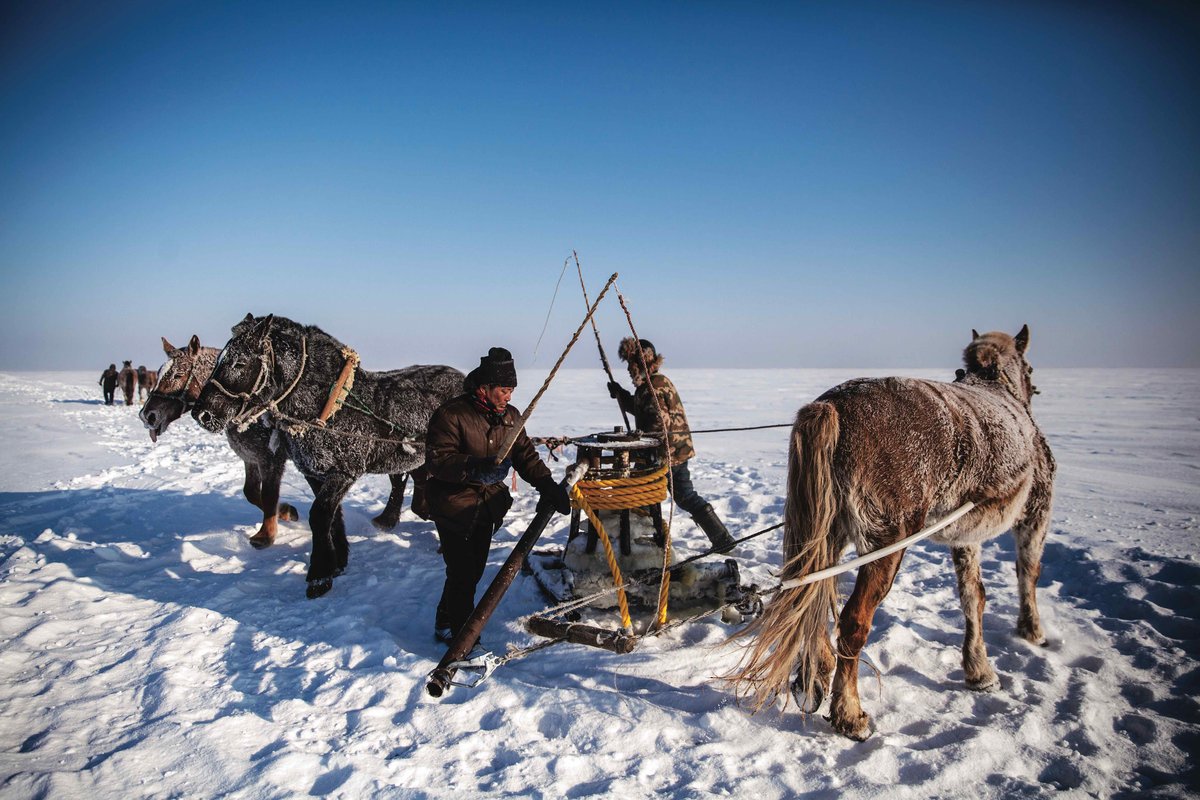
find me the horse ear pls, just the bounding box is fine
[253,314,274,340]
[971,329,980,341]
[1014,324,1030,355]
[188,334,201,355]
[162,337,174,353]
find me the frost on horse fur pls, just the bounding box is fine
[139,334,299,548]
[191,314,464,599]
[728,326,1056,740]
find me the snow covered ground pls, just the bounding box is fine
[0,368,1196,798]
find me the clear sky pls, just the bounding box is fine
[2,1,1197,372]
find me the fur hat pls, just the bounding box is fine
[617,337,664,385]
[467,347,517,388]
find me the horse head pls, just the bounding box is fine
[192,311,319,434]
[139,334,217,441]
[963,324,1037,404]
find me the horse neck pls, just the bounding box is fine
[962,370,1033,414]
[266,326,334,417]
[187,348,221,402]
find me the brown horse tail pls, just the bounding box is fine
[725,401,840,713]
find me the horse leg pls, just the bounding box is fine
[829,550,905,741]
[248,455,287,550]
[1014,466,1053,645]
[304,474,353,599]
[242,461,263,510]
[333,503,348,574]
[371,472,408,531]
[951,544,999,690]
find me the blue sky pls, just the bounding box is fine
[2,1,1197,371]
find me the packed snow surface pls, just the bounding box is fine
[0,368,1197,798]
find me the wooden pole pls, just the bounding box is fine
[574,252,632,432]
[493,272,618,465]
[426,464,588,697]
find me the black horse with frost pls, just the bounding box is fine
[192,314,463,598]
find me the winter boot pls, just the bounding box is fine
[693,504,736,554]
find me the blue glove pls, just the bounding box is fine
[466,456,512,485]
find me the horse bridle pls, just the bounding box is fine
[206,331,309,431]
[146,353,210,416]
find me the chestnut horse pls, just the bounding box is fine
[729,326,1055,740]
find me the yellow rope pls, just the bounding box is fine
[569,464,670,631]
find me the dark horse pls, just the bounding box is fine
[729,326,1055,740]
[140,334,299,548]
[192,314,463,598]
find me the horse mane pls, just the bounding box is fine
[240,315,349,358]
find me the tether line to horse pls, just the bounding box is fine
[447,501,977,684]
[531,423,793,454]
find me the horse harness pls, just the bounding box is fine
[206,331,421,447]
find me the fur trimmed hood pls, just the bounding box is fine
[618,337,664,386]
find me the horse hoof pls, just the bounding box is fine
[831,712,872,741]
[790,681,826,714]
[967,673,1000,692]
[306,578,333,599]
[277,503,300,522]
[371,515,399,531]
[249,536,274,550]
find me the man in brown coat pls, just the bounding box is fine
[608,338,736,554]
[424,347,570,644]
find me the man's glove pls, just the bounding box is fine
[607,381,630,402]
[535,477,572,516]
[466,455,512,485]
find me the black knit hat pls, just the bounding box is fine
[468,347,517,388]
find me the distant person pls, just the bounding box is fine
[608,337,736,554]
[99,364,119,405]
[423,347,571,645]
[118,361,136,406]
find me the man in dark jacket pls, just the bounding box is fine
[608,337,736,554]
[99,364,119,405]
[424,347,571,644]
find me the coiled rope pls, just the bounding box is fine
[568,463,670,632]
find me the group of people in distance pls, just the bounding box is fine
[424,337,734,646]
[99,361,157,406]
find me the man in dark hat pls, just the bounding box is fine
[608,337,736,554]
[423,347,571,644]
[99,364,119,405]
